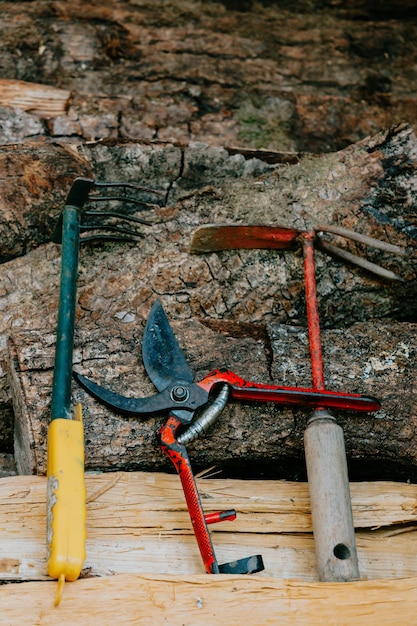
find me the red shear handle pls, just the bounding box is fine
[198,370,381,412]
[159,415,220,574]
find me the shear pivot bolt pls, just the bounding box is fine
[171,385,189,403]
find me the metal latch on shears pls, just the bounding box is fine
[74,299,380,576]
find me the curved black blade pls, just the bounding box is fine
[73,371,208,420]
[73,372,167,415]
[143,299,194,391]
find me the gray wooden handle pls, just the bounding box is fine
[304,410,359,582]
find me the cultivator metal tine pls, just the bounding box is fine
[52,177,162,244]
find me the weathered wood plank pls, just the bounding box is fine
[0,79,70,117]
[0,473,416,583]
[1,573,417,625]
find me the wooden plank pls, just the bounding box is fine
[1,573,417,625]
[0,473,416,582]
[0,79,70,117]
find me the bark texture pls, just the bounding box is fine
[0,0,416,480]
[7,317,416,477]
[0,0,417,152]
[0,123,416,478]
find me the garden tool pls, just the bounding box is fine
[74,299,380,576]
[189,221,405,582]
[48,177,155,605]
[189,223,407,281]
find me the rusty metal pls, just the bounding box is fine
[190,222,407,282]
[301,231,325,392]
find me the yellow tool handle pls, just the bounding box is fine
[46,406,86,605]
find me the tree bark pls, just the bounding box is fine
[0,123,416,478]
[0,124,415,322]
[0,0,417,153]
[0,143,92,263]
[7,317,416,478]
[0,1,416,481]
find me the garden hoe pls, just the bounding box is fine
[190,222,406,582]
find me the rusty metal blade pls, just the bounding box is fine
[190,224,300,253]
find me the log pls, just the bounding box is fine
[0,144,92,442]
[0,125,415,319]
[2,573,417,626]
[0,125,415,351]
[7,316,416,477]
[1,10,417,478]
[0,472,416,582]
[0,143,92,263]
[0,1,417,152]
[1,126,416,477]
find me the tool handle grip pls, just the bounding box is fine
[304,411,359,582]
[159,416,219,574]
[46,417,86,585]
[199,370,381,413]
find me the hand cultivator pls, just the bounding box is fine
[48,177,159,605]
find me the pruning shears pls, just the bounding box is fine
[74,299,380,576]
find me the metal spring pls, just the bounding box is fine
[177,384,230,445]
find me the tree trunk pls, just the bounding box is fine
[0,0,417,153]
[0,0,416,481]
[0,123,416,478]
[6,316,416,478]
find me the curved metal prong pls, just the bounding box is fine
[317,239,405,282]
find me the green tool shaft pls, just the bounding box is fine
[50,205,81,420]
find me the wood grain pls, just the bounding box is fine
[2,572,417,625]
[0,79,70,117]
[0,472,416,583]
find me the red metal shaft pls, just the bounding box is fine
[301,232,325,391]
[205,510,237,524]
[158,415,220,574]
